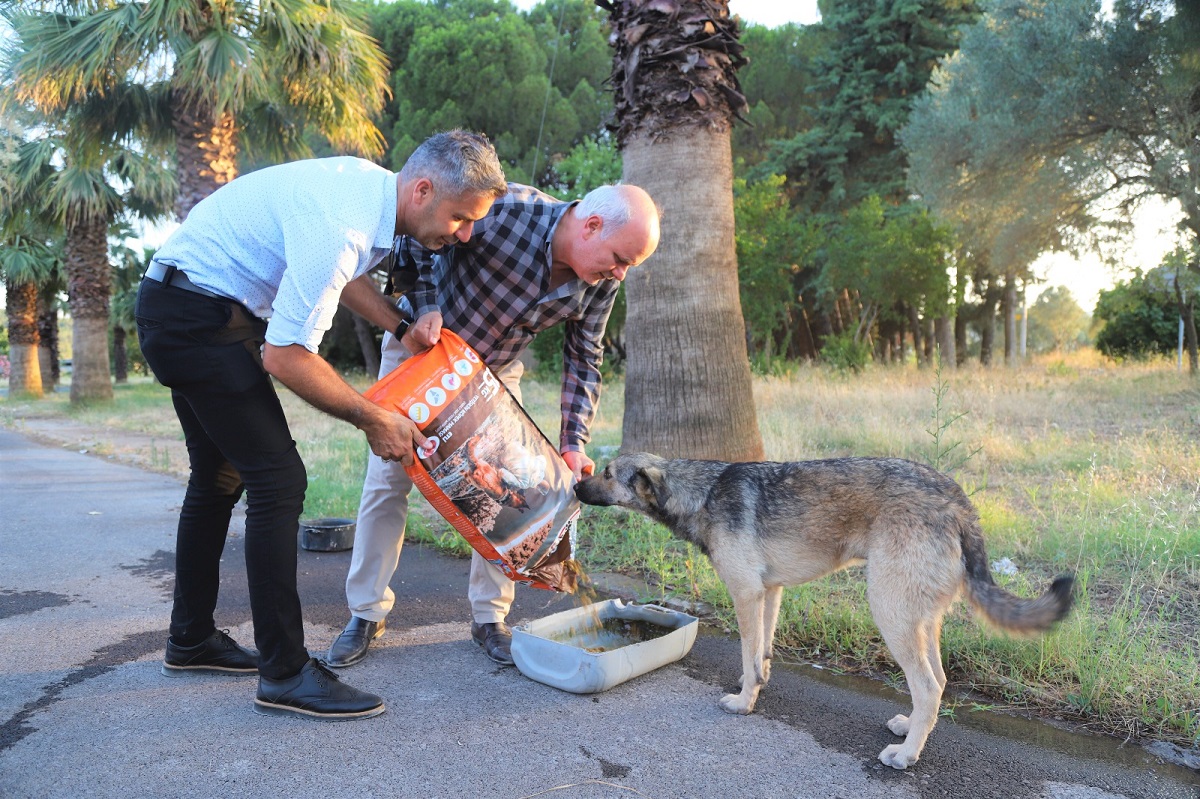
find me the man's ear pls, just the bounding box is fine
[410,178,434,208]
[581,215,603,239]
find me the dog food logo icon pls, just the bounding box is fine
[425,387,447,407]
[479,369,500,400]
[454,359,473,377]
[441,372,462,391]
[464,348,480,364]
[408,403,430,424]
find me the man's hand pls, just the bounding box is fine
[562,449,594,482]
[401,311,443,355]
[262,342,426,465]
[360,407,426,467]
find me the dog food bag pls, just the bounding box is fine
[364,331,579,593]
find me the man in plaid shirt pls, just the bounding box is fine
[327,182,660,667]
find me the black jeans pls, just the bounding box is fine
[135,278,309,680]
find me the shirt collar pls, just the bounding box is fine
[543,199,580,278]
[374,172,399,250]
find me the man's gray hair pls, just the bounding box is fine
[400,130,508,198]
[573,184,658,239]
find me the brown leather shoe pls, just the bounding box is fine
[325,616,385,668]
[470,621,514,665]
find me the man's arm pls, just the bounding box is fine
[261,343,425,465]
[558,284,619,480]
[339,273,407,334]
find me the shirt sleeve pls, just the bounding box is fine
[559,283,618,452]
[402,238,441,318]
[265,213,368,352]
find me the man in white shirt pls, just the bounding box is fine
[134,130,506,721]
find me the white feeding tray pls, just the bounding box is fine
[511,598,699,694]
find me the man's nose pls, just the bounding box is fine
[456,221,474,242]
[611,265,628,281]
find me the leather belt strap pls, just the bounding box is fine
[144,261,226,300]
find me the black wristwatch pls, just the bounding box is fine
[394,318,411,340]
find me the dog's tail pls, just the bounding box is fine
[960,521,1074,635]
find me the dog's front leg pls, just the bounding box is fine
[719,587,767,715]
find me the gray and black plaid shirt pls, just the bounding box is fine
[395,183,618,453]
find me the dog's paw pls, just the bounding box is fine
[886,714,910,736]
[718,693,755,715]
[761,658,771,684]
[878,744,918,770]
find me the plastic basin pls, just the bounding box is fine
[511,599,698,694]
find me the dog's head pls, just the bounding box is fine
[575,452,670,513]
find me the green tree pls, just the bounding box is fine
[6,0,389,220]
[734,174,816,364]
[901,0,1200,372]
[761,0,982,212]
[732,22,826,173]
[822,196,954,364]
[371,0,611,185]
[1026,286,1091,354]
[1094,274,1181,361]
[600,0,763,462]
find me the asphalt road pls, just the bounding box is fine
[1,427,1197,799]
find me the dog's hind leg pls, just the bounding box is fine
[719,585,767,715]
[873,612,945,770]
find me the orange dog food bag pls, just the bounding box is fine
[364,331,578,593]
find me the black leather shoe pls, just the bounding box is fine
[325,616,385,668]
[162,629,258,676]
[254,658,385,721]
[471,621,514,665]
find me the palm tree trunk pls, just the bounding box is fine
[172,92,239,220]
[113,325,129,384]
[38,290,59,389]
[5,278,43,399]
[621,130,763,461]
[64,215,114,403]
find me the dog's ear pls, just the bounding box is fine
[633,466,670,508]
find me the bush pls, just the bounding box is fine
[820,330,872,373]
[1093,280,1179,360]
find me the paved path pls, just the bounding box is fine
[1,428,1197,798]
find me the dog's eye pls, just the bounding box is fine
[603,467,611,478]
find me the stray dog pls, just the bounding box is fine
[575,453,1074,770]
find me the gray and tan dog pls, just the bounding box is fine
[575,452,1074,770]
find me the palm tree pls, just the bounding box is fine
[1,237,54,399]
[109,231,149,384]
[6,92,176,403]
[598,0,763,461]
[6,0,389,219]
[1,126,59,399]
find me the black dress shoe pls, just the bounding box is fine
[162,629,258,676]
[254,658,385,721]
[325,616,385,668]
[471,621,514,665]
